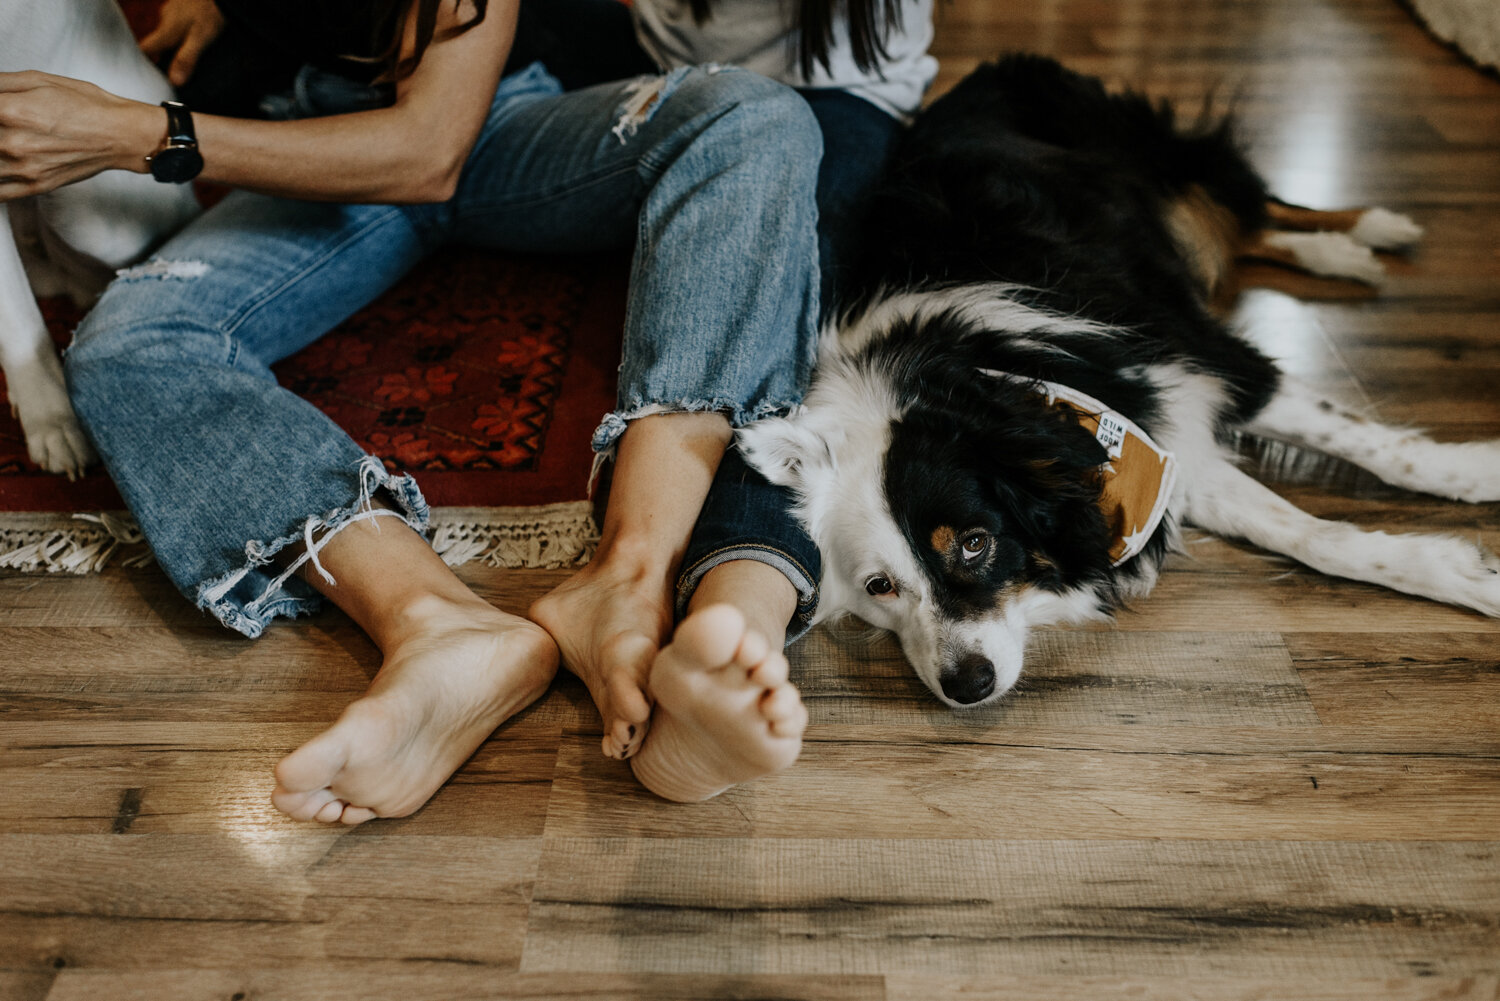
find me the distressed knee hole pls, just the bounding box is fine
[115,259,211,282]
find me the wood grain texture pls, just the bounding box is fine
[523,838,1500,976]
[4,0,1500,997]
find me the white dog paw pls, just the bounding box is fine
[26,417,97,480]
[1263,231,1386,285]
[6,356,97,478]
[1458,547,1500,618]
[1349,207,1424,250]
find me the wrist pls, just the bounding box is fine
[142,101,204,183]
[119,99,167,174]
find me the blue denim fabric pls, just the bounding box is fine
[65,63,822,637]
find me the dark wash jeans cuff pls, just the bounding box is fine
[675,544,820,645]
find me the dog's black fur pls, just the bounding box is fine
[846,54,1280,625]
[742,52,1485,707]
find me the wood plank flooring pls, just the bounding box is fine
[4,0,1500,997]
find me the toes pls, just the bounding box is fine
[734,627,770,670]
[314,800,347,824]
[746,651,790,688]
[673,604,747,666]
[272,785,341,822]
[341,806,379,826]
[761,683,805,734]
[606,666,653,725]
[603,716,649,760]
[767,709,806,739]
[275,730,351,794]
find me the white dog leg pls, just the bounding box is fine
[0,205,97,477]
[1248,380,1500,503]
[1184,457,1500,617]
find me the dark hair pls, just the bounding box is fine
[689,0,906,79]
[370,0,490,80]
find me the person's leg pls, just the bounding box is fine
[635,91,904,799]
[65,190,558,825]
[271,512,557,824]
[799,87,904,308]
[441,66,823,767]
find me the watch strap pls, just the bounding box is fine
[161,101,197,146]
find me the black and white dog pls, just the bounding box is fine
[1,0,199,476]
[741,54,1497,708]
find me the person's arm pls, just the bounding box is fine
[0,0,517,205]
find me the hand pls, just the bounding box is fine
[139,0,226,88]
[0,72,160,201]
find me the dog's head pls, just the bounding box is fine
[741,319,1119,708]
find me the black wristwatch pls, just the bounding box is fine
[146,101,204,183]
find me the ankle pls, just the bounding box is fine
[689,559,799,649]
[375,588,502,650]
[582,531,679,592]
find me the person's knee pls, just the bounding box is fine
[64,291,229,412]
[720,73,822,161]
[667,69,823,165]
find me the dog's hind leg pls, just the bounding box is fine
[1183,456,1500,618]
[0,205,96,477]
[1264,200,1424,250]
[1247,380,1500,503]
[1241,201,1424,285]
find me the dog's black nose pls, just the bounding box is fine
[940,653,996,704]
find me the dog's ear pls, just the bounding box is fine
[737,415,829,490]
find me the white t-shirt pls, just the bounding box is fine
[631,0,937,119]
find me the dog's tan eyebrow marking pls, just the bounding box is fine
[930,525,956,555]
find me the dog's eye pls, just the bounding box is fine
[961,531,989,561]
[865,575,896,597]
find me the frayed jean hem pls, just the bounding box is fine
[674,543,820,646]
[192,455,432,639]
[588,397,802,494]
[589,396,802,473]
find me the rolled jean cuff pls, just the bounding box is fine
[193,454,431,639]
[675,543,820,644]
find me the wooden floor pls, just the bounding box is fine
[5,1,1500,998]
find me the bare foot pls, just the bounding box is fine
[271,599,558,825]
[629,603,807,802]
[529,560,668,760]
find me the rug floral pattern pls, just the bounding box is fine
[0,249,626,511]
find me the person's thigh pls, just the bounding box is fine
[72,189,432,372]
[799,88,903,303]
[449,63,805,256]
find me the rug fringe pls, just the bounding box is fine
[429,503,598,570]
[0,502,598,575]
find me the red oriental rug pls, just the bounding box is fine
[0,250,625,573]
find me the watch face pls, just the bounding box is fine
[150,144,204,183]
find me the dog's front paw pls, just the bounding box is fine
[6,355,97,479]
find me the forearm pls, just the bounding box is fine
[0,0,515,205]
[113,100,476,204]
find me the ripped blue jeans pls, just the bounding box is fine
[64,62,822,637]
